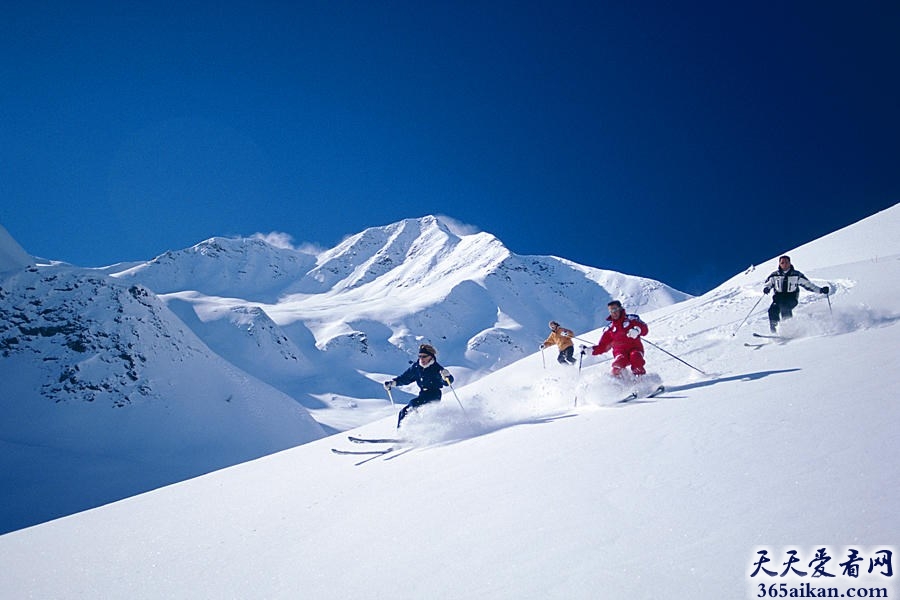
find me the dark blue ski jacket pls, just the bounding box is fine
[393,360,453,392]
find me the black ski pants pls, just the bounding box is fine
[768,293,799,330]
[397,388,442,427]
[557,345,576,365]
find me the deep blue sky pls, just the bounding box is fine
[2,2,898,294]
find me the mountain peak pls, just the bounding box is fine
[0,224,34,272]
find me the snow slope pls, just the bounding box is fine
[1,204,897,599]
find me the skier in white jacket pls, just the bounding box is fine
[762,256,829,333]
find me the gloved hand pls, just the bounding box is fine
[820,286,830,295]
[539,343,545,350]
[383,380,394,391]
[440,368,451,378]
[626,326,641,339]
[763,286,770,295]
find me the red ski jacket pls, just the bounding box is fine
[592,312,648,356]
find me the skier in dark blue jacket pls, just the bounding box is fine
[384,343,454,428]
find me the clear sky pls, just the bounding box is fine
[2,2,898,294]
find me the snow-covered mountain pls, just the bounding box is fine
[2,204,896,600]
[0,215,686,534]
[108,215,689,426]
[0,264,325,534]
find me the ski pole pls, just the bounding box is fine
[385,386,395,407]
[540,346,546,369]
[732,295,765,336]
[571,335,596,346]
[444,378,471,423]
[574,346,587,407]
[642,338,708,376]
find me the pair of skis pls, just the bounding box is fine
[617,384,666,404]
[744,332,787,348]
[331,436,405,464]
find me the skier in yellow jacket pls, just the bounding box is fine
[541,321,577,365]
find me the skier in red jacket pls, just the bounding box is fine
[591,300,649,377]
